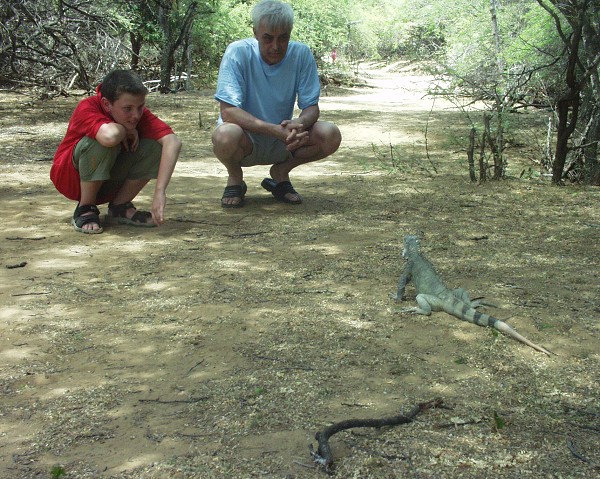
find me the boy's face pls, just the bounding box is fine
[102,93,146,130]
[254,21,291,65]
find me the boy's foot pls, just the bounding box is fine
[106,201,155,227]
[72,204,103,234]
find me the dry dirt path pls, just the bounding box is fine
[0,63,599,479]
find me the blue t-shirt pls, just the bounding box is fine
[215,38,320,125]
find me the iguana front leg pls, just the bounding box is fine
[391,268,412,301]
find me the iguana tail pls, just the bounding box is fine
[443,301,554,356]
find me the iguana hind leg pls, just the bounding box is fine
[401,294,445,316]
[452,288,497,309]
[452,288,472,303]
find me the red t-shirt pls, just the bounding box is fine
[50,86,174,203]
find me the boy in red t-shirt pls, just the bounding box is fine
[51,69,182,234]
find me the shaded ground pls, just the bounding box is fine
[0,62,599,478]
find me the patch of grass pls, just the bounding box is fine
[367,141,438,176]
[368,142,404,173]
[51,465,66,478]
[538,323,554,330]
[253,386,265,396]
[493,411,506,431]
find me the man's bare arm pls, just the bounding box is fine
[220,102,281,138]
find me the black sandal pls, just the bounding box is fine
[107,201,155,227]
[72,204,103,234]
[260,178,302,204]
[221,182,247,208]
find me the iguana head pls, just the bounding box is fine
[402,235,421,259]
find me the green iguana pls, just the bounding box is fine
[392,235,553,356]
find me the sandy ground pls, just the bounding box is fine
[0,62,599,478]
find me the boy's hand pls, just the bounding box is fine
[151,190,167,226]
[122,128,139,151]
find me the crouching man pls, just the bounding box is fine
[213,0,341,208]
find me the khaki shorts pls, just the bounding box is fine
[241,132,292,167]
[73,136,162,200]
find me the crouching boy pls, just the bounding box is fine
[51,69,182,234]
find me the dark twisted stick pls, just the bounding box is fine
[310,398,444,471]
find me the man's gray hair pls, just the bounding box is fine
[252,0,294,31]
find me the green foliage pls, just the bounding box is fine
[369,142,403,173]
[503,5,559,65]
[50,465,66,479]
[292,0,349,58]
[493,411,506,431]
[190,0,252,82]
[253,386,265,396]
[387,0,449,58]
[113,1,163,44]
[442,1,497,82]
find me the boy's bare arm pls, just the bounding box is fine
[96,122,128,148]
[151,133,182,225]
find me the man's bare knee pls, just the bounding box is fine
[213,123,244,146]
[212,123,250,160]
[312,121,341,156]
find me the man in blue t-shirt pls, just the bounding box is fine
[213,0,342,208]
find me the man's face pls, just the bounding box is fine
[254,21,291,65]
[102,93,146,130]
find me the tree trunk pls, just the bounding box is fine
[480,118,488,183]
[581,105,600,185]
[551,17,582,184]
[537,0,595,184]
[484,113,503,179]
[581,13,600,184]
[157,0,198,93]
[468,127,476,182]
[158,4,173,93]
[184,25,194,90]
[130,32,142,70]
[489,0,503,72]
[495,111,505,179]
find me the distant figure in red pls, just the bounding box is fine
[331,48,337,63]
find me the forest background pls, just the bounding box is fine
[1,0,599,185]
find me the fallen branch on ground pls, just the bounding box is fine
[6,262,27,269]
[6,236,46,241]
[139,397,208,404]
[310,397,444,471]
[566,436,600,470]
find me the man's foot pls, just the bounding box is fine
[267,164,302,203]
[72,204,103,234]
[221,182,247,208]
[260,178,303,204]
[106,201,155,227]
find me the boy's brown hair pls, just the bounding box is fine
[100,70,148,102]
